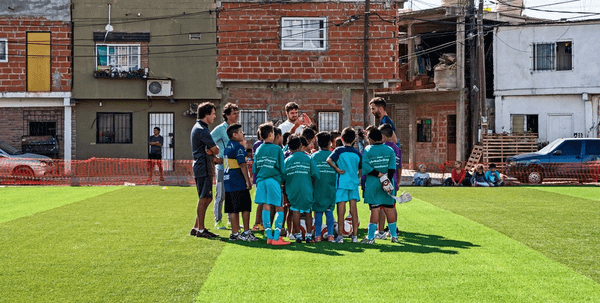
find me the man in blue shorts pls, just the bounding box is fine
[190,102,220,239]
[253,123,290,246]
[327,127,362,243]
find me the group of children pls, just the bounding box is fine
[219,121,411,246]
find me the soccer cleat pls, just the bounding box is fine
[374,231,387,240]
[229,233,239,241]
[267,238,273,245]
[314,236,322,243]
[240,231,259,242]
[288,233,296,240]
[271,237,291,246]
[305,236,315,244]
[215,220,227,230]
[360,237,375,244]
[196,229,218,239]
[190,228,198,236]
[352,236,358,243]
[334,235,344,243]
[327,236,335,242]
[391,237,399,243]
[295,234,304,243]
[252,224,265,232]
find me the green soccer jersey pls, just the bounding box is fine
[253,143,285,184]
[284,151,320,211]
[362,143,396,206]
[311,150,337,212]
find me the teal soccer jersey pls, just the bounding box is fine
[284,151,320,212]
[362,143,396,206]
[328,146,361,190]
[311,150,337,212]
[253,143,285,184]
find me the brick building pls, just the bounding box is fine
[0,0,74,161]
[216,0,403,141]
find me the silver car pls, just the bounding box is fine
[0,140,53,178]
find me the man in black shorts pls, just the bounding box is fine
[190,102,220,239]
[148,127,164,181]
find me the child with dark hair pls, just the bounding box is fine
[253,123,289,245]
[444,161,471,186]
[485,163,504,186]
[327,127,361,243]
[311,132,336,242]
[361,128,398,244]
[284,135,320,243]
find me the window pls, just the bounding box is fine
[584,140,600,156]
[96,44,140,72]
[511,114,538,134]
[318,112,340,132]
[417,118,432,142]
[447,115,456,144]
[29,122,57,137]
[281,17,327,51]
[96,113,132,143]
[533,41,572,71]
[240,110,267,140]
[557,140,582,156]
[0,39,7,62]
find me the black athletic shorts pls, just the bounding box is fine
[225,190,252,213]
[195,176,213,199]
[369,203,396,210]
[148,153,162,160]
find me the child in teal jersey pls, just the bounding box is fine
[327,127,362,243]
[253,123,290,246]
[361,128,398,244]
[311,132,337,242]
[285,135,320,243]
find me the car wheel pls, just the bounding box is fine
[13,167,35,183]
[527,168,544,185]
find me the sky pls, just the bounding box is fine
[409,0,600,20]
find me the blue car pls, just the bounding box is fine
[505,138,600,184]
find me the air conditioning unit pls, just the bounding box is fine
[147,80,173,97]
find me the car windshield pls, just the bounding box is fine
[538,139,563,154]
[0,141,23,155]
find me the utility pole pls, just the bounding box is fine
[477,0,487,135]
[468,0,480,147]
[363,0,370,127]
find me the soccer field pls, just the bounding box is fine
[1,186,599,302]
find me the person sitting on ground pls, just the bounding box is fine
[412,164,431,186]
[471,164,491,187]
[444,160,470,186]
[485,163,504,187]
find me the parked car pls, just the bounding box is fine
[0,140,54,179]
[505,138,600,184]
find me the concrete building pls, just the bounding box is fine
[215,0,403,140]
[494,20,600,143]
[0,0,74,161]
[72,0,221,161]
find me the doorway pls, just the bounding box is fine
[149,113,174,171]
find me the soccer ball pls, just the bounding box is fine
[298,219,310,237]
[319,223,329,238]
[339,214,360,237]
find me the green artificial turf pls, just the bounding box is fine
[408,187,600,284]
[1,186,599,302]
[0,186,120,223]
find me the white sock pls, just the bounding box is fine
[198,229,204,233]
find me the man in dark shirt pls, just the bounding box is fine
[369,96,399,147]
[190,102,221,239]
[148,127,164,181]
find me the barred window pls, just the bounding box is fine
[417,118,432,142]
[281,17,327,51]
[318,111,340,132]
[240,110,267,140]
[0,39,7,62]
[533,41,572,71]
[96,44,140,72]
[97,113,132,144]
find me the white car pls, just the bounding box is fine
[0,140,53,178]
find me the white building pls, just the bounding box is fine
[493,20,600,143]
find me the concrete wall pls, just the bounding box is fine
[75,100,211,160]
[0,0,71,21]
[72,0,220,100]
[494,22,600,96]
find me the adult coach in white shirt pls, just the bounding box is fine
[278,102,312,135]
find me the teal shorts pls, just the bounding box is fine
[335,188,361,203]
[254,178,282,207]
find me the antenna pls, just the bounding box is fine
[104,3,113,42]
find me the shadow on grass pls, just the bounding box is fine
[213,230,479,256]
